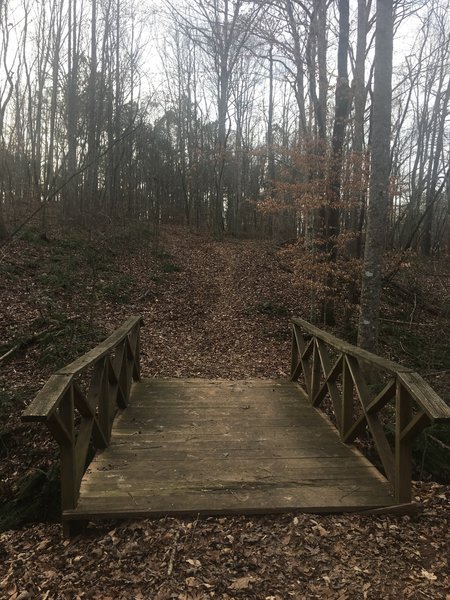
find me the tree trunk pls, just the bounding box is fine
[357,0,393,352]
[351,0,369,259]
[323,0,351,325]
[65,0,79,220]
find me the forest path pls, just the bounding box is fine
[2,227,450,600]
[140,231,300,379]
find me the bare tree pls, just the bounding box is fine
[168,0,262,235]
[358,0,394,352]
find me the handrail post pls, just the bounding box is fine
[58,387,77,511]
[290,325,299,379]
[341,358,353,439]
[395,380,413,503]
[21,315,144,536]
[310,342,320,403]
[133,321,141,381]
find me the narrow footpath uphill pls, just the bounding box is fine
[0,226,449,599]
[138,233,301,379]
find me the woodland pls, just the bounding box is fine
[0,0,450,598]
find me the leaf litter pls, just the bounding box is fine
[0,225,449,599]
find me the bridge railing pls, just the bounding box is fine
[291,317,450,505]
[22,315,143,523]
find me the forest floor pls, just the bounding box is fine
[0,224,449,599]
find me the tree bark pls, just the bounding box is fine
[323,0,351,325]
[358,0,394,352]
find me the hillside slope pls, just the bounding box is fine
[0,225,449,599]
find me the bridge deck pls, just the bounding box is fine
[65,379,394,522]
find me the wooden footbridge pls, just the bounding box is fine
[22,316,450,536]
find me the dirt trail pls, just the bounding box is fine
[139,234,299,379]
[1,227,449,599]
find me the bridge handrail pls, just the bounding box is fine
[291,317,450,504]
[23,316,142,420]
[21,315,143,530]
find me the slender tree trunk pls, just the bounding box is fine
[45,1,63,208]
[85,0,98,225]
[323,0,351,325]
[351,0,369,259]
[358,0,394,352]
[285,0,306,137]
[421,76,450,254]
[215,58,228,236]
[65,0,79,220]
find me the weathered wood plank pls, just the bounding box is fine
[67,378,395,523]
[92,446,364,461]
[397,372,450,420]
[22,374,71,421]
[65,481,393,521]
[82,463,386,483]
[292,317,413,374]
[345,356,395,485]
[58,315,142,376]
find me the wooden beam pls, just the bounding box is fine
[58,388,77,511]
[346,356,395,486]
[343,380,396,443]
[310,342,321,404]
[292,317,412,375]
[46,411,72,446]
[290,326,299,379]
[395,383,413,503]
[400,411,430,443]
[58,316,143,377]
[397,372,450,421]
[341,356,353,440]
[360,503,423,516]
[22,374,71,421]
[366,379,396,414]
[311,351,342,416]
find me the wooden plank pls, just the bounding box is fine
[79,482,390,501]
[292,317,413,374]
[22,374,71,421]
[66,481,393,521]
[86,453,382,470]
[344,380,397,443]
[312,345,342,419]
[397,372,450,421]
[395,383,413,503]
[119,403,312,415]
[400,411,430,443]
[82,464,386,483]
[58,316,142,376]
[132,378,306,390]
[345,357,395,485]
[67,378,396,524]
[94,445,361,461]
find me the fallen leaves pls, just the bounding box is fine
[0,227,449,599]
[186,558,202,569]
[0,487,449,598]
[229,575,255,590]
[420,569,437,581]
